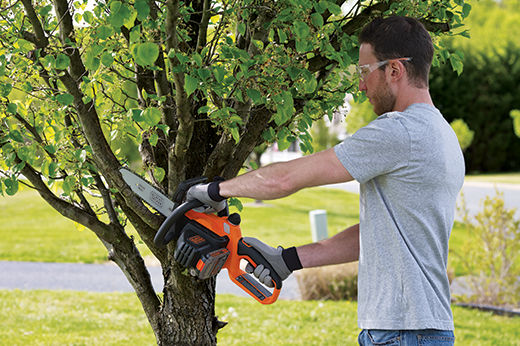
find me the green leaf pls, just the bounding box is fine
[228,197,243,212]
[101,51,114,67]
[136,42,159,66]
[84,11,94,24]
[193,53,203,67]
[0,83,12,97]
[153,166,165,182]
[134,0,150,20]
[74,149,87,163]
[197,68,212,81]
[304,75,317,93]
[142,107,162,127]
[276,128,292,151]
[44,145,57,155]
[262,127,275,142]
[198,105,211,114]
[237,22,246,36]
[6,103,17,114]
[277,29,287,43]
[55,54,70,70]
[510,110,520,138]
[129,108,143,122]
[462,3,472,18]
[449,54,464,75]
[63,176,75,195]
[57,93,75,106]
[213,66,226,83]
[184,75,199,96]
[322,0,342,15]
[15,39,33,53]
[149,132,159,146]
[310,13,324,28]
[96,25,114,40]
[230,126,240,144]
[84,53,100,71]
[9,130,24,143]
[246,89,262,104]
[293,21,310,39]
[4,176,18,196]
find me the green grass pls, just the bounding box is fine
[0,186,359,263]
[0,290,518,345]
[465,172,520,184]
[0,187,108,263]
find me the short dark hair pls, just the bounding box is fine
[359,16,434,88]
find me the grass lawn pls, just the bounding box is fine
[0,187,108,263]
[0,186,359,263]
[465,172,520,184]
[0,290,518,345]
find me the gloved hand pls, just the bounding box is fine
[186,181,227,213]
[243,237,299,288]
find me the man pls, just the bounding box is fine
[188,16,464,345]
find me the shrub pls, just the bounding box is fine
[454,191,520,308]
[429,44,520,172]
[295,262,358,301]
[450,118,474,152]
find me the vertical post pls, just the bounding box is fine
[309,209,328,242]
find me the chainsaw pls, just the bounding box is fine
[120,168,282,304]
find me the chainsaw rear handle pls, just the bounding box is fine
[154,200,203,246]
[224,238,282,304]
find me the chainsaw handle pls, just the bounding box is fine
[237,239,283,289]
[225,238,282,304]
[154,200,203,246]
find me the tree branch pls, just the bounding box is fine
[196,0,211,51]
[49,0,163,230]
[20,0,48,48]
[166,0,195,196]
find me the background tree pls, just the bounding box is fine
[429,0,520,173]
[0,0,465,343]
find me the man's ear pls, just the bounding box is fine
[388,60,405,81]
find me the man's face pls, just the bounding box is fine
[358,43,396,116]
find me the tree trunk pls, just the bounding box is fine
[155,262,222,345]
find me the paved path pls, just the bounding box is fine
[0,260,301,300]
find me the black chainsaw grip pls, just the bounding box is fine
[237,239,283,289]
[154,200,203,247]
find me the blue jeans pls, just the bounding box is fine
[358,329,455,345]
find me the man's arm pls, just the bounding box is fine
[297,223,360,268]
[219,147,353,200]
[242,223,360,287]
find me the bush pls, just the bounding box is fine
[295,262,358,301]
[430,44,520,172]
[450,118,474,152]
[454,191,520,308]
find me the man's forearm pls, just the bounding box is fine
[297,223,360,268]
[218,148,353,201]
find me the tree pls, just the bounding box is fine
[0,0,465,343]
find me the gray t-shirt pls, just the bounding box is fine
[334,103,465,330]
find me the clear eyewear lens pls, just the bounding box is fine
[356,57,412,81]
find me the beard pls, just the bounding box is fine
[371,78,396,116]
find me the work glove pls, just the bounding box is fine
[243,237,302,288]
[186,181,227,213]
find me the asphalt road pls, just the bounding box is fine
[0,260,301,300]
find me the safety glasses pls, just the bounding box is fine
[355,57,412,81]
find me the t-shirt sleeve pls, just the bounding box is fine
[334,116,410,184]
